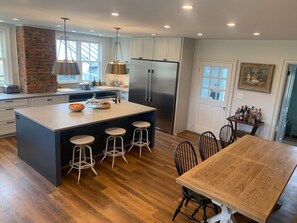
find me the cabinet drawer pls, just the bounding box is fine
[0,108,15,121]
[0,120,16,135]
[0,99,28,108]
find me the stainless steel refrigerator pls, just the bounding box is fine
[129,59,179,133]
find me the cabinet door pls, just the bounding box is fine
[153,37,167,61]
[51,95,68,105]
[167,37,181,62]
[142,37,154,60]
[30,97,50,107]
[131,38,143,59]
[30,95,67,107]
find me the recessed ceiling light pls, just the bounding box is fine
[0,20,4,23]
[152,34,156,36]
[98,34,102,36]
[71,30,76,33]
[164,25,170,29]
[197,33,203,36]
[253,32,260,36]
[56,25,61,28]
[182,5,193,10]
[90,30,94,32]
[12,18,19,21]
[227,23,236,27]
[111,12,119,16]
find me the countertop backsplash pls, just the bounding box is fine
[105,74,129,87]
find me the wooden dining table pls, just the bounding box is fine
[176,135,297,223]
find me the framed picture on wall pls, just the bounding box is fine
[238,63,275,93]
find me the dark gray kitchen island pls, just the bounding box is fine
[15,101,156,186]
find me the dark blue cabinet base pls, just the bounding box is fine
[16,111,156,186]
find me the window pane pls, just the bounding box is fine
[210,90,219,100]
[0,34,2,58]
[218,79,227,90]
[81,42,89,61]
[56,40,77,60]
[202,77,209,88]
[218,90,225,101]
[82,62,99,81]
[212,67,219,77]
[90,43,99,61]
[203,66,211,76]
[220,67,228,78]
[200,88,209,99]
[210,78,218,89]
[57,75,78,82]
[0,60,3,85]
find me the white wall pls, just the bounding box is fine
[192,40,297,139]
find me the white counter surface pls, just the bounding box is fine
[0,86,128,101]
[15,101,155,131]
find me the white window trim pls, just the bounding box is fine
[55,31,107,84]
[0,23,16,86]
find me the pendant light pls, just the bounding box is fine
[105,27,127,74]
[52,17,81,75]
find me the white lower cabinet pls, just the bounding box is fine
[0,99,28,136]
[120,91,129,101]
[29,95,68,107]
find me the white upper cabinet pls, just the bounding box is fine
[153,37,167,61]
[153,37,181,62]
[111,37,131,64]
[131,37,154,60]
[167,37,182,62]
[132,37,182,62]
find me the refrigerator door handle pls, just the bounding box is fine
[145,69,150,101]
[148,69,153,102]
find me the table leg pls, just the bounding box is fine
[207,200,237,223]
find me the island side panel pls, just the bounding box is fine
[16,112,61,186]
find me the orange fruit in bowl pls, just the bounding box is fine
[68,103,85,112]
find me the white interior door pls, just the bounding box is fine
[188,61,236,137]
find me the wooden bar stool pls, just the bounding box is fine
[128,121,151,157]
[101,127,128,168]
[67,135,98,183]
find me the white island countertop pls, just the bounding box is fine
[15,101,156,132]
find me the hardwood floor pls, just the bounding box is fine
[0,130,297,222]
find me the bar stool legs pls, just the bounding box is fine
[101,127,128,168]
[67,135,98,183]
[128,121,151,158]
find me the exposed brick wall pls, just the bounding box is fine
[16,26,58,93]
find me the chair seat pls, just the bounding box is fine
[105,127,126,136]
[70,135,94,145]
[132,121,150,129]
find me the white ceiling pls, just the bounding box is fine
[1,0,297,39]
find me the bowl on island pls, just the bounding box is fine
[68,103,85,112]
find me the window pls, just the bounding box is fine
[0,25,11,86]
[0,32,4,85]
[56,38,103,83]
[200,65,229,101]
[81,41,102,81]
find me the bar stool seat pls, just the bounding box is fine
[128,121,151,157]
[67,135,98,183]
[101,127,128,168]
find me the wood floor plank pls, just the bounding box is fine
[0,131,296,222]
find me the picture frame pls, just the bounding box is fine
[238,63,275,93]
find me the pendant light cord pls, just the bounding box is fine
[61,17,69,61]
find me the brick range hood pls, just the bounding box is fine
[16,26,58,93]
